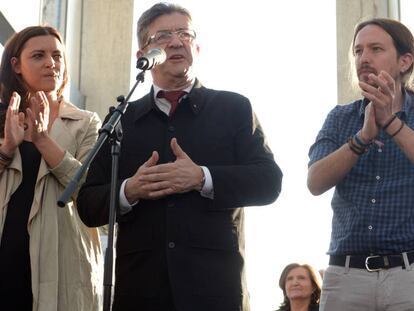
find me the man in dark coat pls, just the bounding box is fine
[77,3,283,311]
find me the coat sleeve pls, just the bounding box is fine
[49,112,101,200]
[77,112,120,227]
[208,95,283,208]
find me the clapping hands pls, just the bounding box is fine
[1,92,25,156]
[26,91,51,142]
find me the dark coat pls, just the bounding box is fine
[77,80,283,311]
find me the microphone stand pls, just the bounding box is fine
[57,69,146,311]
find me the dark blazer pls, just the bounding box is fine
[77,80,283,311]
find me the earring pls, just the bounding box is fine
[10,57,21,74]
[10,57,18,65]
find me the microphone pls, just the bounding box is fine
[136,48,167,70]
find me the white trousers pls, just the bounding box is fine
[320,260,414,311]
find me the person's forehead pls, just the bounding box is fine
[22,35,63,53]
[355,24,393,45]
[148,12,192,32]
[287,267,308,277]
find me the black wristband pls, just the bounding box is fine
[390,119,405,138]
[347,137,366,155]
[382,114,397,131]
[354,132,371,147]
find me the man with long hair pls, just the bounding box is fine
[308,18,414,310]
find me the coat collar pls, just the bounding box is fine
[58,99,85,120]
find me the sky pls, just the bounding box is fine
[2,0,414,310]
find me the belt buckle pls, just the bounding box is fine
[365,255,382,272]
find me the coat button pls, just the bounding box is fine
[168,242,176,248]
[168,125,175,132]
[167,201,175,208]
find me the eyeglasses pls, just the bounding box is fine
[143,29,196,48]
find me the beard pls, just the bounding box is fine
[358,65,378,86]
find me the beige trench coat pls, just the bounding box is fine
[0,100,103,311]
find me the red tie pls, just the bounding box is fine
[157,90,187,116]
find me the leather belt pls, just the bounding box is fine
[329,251,414,272]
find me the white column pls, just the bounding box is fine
[80,0,134,119]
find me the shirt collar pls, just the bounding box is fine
[132,79,204,122]
[153,81,194,101]
[152,81,194,115]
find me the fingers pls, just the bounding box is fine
[18,112,25,128]
[27,93,50,134]
[363,101,376,126]
[372,73,393,96]
[360,71,394,97]
[32,91,48,103]
[125,152,166,201]
[37,91,49,113]
[365,102,375,117]
[130,143,193,198]
[170,137,188,159]
[26,107,42,134]
[9,92,21,112]
[29,91,49,116]
[141,162,173,176]
[378,70,395,91]
[2,92,25,153]
[26,107,36,124]
[6,93,22,127]
[6,93,20,122]
[29,96,40,117]
[359,76,395,113]
[140,170,170,183]
[143,151,159,168]
[360,101,379,142]
[359,80,387,100]
[147,188,174,198]
[140,177,174,198]
[138,161,174,190]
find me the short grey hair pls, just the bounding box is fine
[137,2,192,48]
